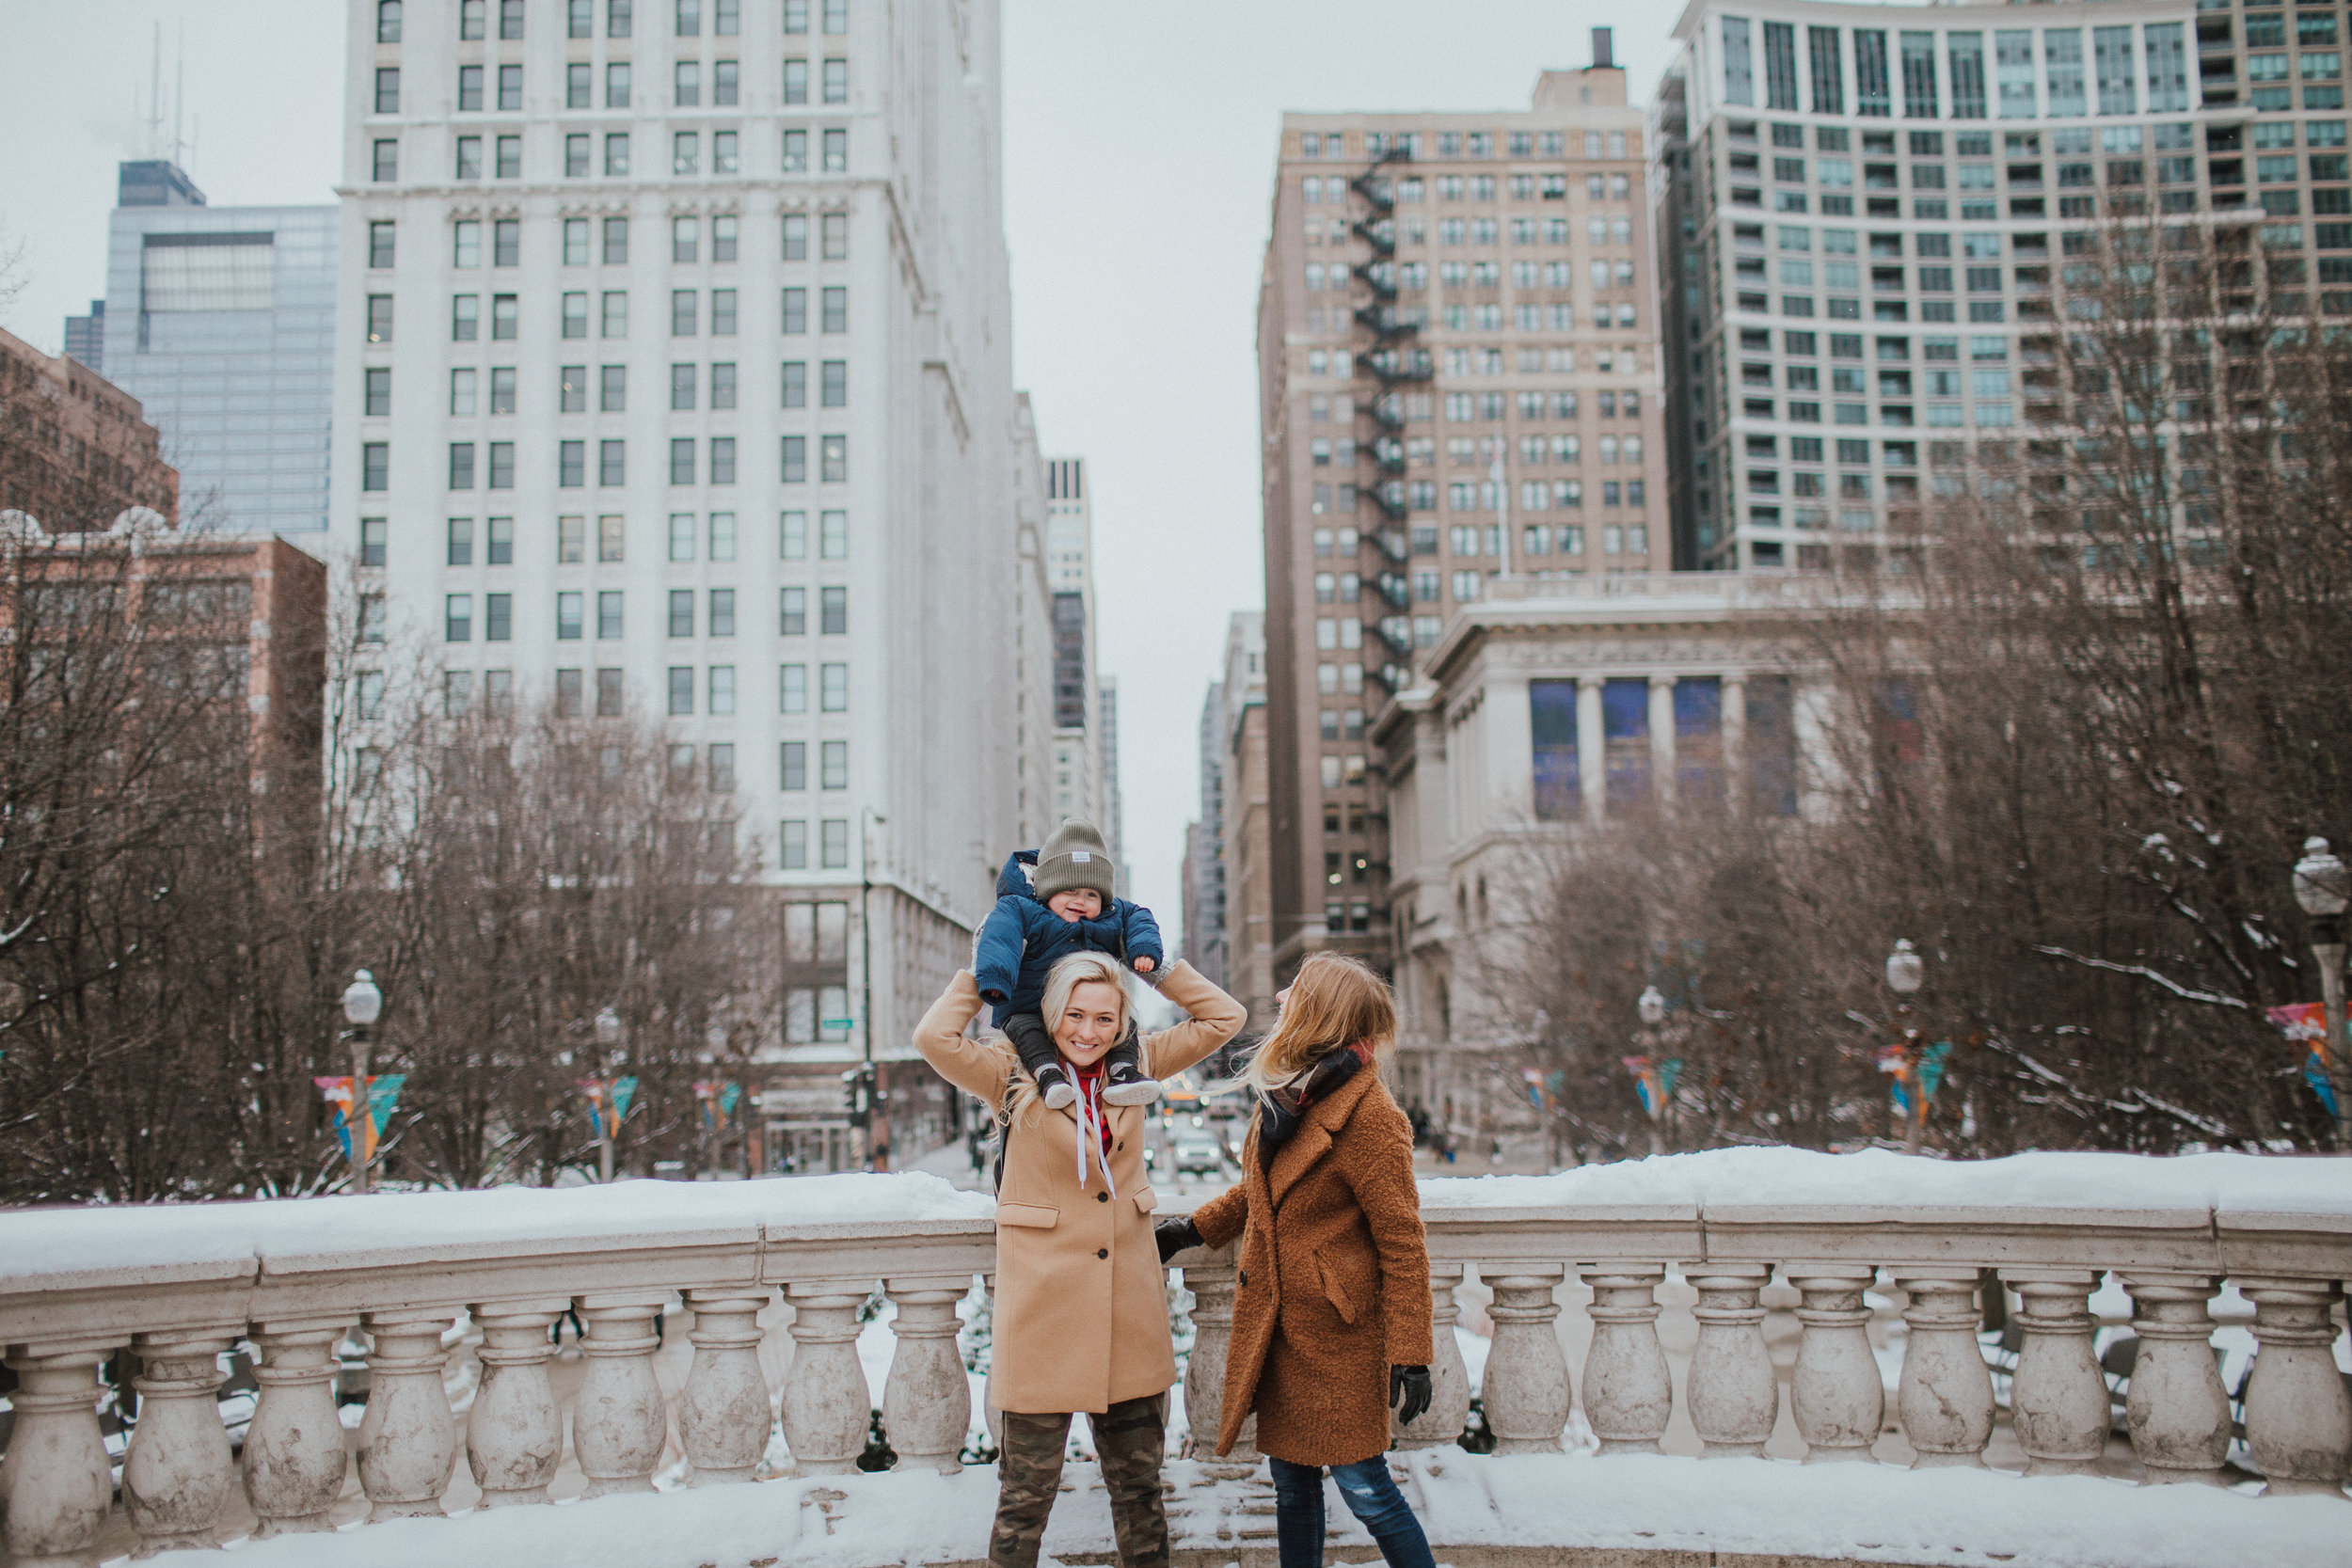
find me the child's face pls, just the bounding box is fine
[1047,888,1104,922]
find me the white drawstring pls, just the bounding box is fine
[1072,1072,1118,1199]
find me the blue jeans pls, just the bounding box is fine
[1268,1453,1436,1568]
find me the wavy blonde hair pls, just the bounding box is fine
[1243,952,1396,1096]
[992,951,1135,1128]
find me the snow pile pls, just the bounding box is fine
[1416,1146,2352,1217]
[136,1449,2349,1568]
[0,1172,995,1286]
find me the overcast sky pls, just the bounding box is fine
[0,0,1675,936]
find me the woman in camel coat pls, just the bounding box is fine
[913,949,1245,1568]
[1158,953,1435,1568]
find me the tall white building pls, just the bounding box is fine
[1042,454,1104,835]
[329,0,1022,1155]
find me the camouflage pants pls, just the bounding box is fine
[991,1393,1169,1568]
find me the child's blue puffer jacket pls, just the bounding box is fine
[973,850,1165,1026]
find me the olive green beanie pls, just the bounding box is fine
[1033,818,1115,904]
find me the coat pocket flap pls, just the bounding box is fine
[995,1202,1058,1229]
[1131,1188,1159,1215]
[1315,1250,1363,1324]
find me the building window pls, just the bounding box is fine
[449,442,476,490]
[820,435,847,483]
[671,437,696,485]
[599,439,626,485]
[784,129,808,171]
[602,291,628,337]
[375,68,401,114]
[781,662,807,713]
[821,740,848,789]
[668,667,694,715]
[604,216,629,262]
[675,131,700,175]
[822,128,848,172]
[556,668,584,716]
[368,294,395,342]
[368,221,396,268]
[711,362,737,407]
[821,286,848,332]
[711,437,736,484]
[489,368,516,414]
[378,1,403,42]
[674,363,698,410]
[780,586,806,635]
[485,594,512,642]
[487,441,515,488]
[822,212,849,259]
[782,287,807,334]
[605,132,630,175]
[820,585,847,634]
[491,293,517,340]
[456,135,483,179]
[563,293,588,339]
[600,364,626,411]
[373,140,398,182]
[446,594,473,642]
[595,666,623,716]
[560,440,585,486]
[596,590,623,639]
[782,435,806,483]
[712,288,738,335]
[366,367,392,417]
[821,662,848,712]
[672,289,698,336]
[780,819,807,867]
[499,64,523,112]
[360,517,388,567]
[823,58,849,103]
[781,740,807,789]
[710,585,736,633]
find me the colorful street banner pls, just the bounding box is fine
[1878,1042,1952,1120]
[2268,1003,2338,1117]
[578,1076,641,1139]
[693,1080,742,1131]
[314,1073,405,1164]
[1620,1054,1682,1119]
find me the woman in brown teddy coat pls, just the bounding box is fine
[1156,953,1437,1568]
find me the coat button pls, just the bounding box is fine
[1096,1191,1109,1202]
[1096,1248,1109,1259]
[1239,1270,1248,1287]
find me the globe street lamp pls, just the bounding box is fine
[1632,986,1669,1157]
[2292,837,2351,1151]
[595,1006,623,1182]
[1885,941,1926,1154]
[341,970,383,1193]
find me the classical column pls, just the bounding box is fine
[1576,674,1605,826]
[2119,1274,2230,1485]
[1721,675,1748,816]
[572,1291,672,1497]
[780,1279,872,1476]
[2237,1275,2352,1497]
[1648,675,1678,811]
[676,1289,774,1487]
[1395,1264,1471,1450]
[1482,1266,1571,1454]
[2,1338,119,1568]
[1181,1257,1258,1474]
[466,1298,567,1506]
[2002,1271,2110,1477]
[1687,1264,1776,1458]
[1891,1273,1993,1467]
[356,1310,458,1520]
[1483,673,1535,828]
[243,1319,351,1537]
[1579,1265,1672,1454]
[122,1324,242,1556]
[1788,1266,1882,1463]
[883,1275,973,1476]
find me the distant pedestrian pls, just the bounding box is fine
[1156,953,1438,1568]
[912,948,1246,1568]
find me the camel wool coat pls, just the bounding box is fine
[912,962,1246,1416]
[1189,1066,1432,1467]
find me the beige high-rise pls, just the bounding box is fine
[1257,36,1668,987]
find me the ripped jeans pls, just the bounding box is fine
[1268,1453,1437,1568]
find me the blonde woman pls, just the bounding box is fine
[912,949,1245,1568]
[1155,953,1435,1568]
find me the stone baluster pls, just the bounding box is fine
[356,1310,458,1520]
[1180,1256,1258,1474]
[1483,1266,1571,1454]
[1395,1264,1472,1450]
[1788,1266,1883,1463]
[2237,1275,2352,1497]
[1686,1264,1776,1458]
[781,1279,873,1476]
[466,1299,567,1506]
[243,1318,351,1537]
[2119,1274,2230,1485]
[122,1324,242,1555]
[1892,1273,1993,1468]
[2,1338,119,1568]
[677,1288,774,1486]
[1579,1265,1672,1455]
[980,1273,1002,1450]
[572,1291,673,1497]
[2003,1271,2111,1476]
[883,1275,975,1475]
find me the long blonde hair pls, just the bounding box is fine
[1243,953,1395,1097]
[993,951,1134,1127]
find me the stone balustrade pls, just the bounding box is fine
[0,1152,2345,1568]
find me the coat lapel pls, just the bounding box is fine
[1266,1069,1375,1208]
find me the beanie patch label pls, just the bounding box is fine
[1072,851,1092,863]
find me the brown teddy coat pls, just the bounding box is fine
[911,963,1246,1416]
[1189,1065,1432,1467]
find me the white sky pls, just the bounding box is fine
[0,0,1676,936]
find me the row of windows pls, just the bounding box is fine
[1296,128,1625,162]
[1304,171,1607,206]
[1719,18,2193,121]
[1324,215,1640,251]
[366,125,846,182]
[365,359,845,416]
[1323,303,1642,335]
[1311,259,1642,293]
[362,509,850,565]
[1313,432,1646,469]
[424,584,849,644]
[374,0,846,46]
[359,285,847,345]
[366,213,849,271]
[369,56,850,117]
[357,434,850,491]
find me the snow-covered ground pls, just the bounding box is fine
[133,1448,2350,1568]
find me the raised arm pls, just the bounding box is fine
[1339,1095,1435,1368]
[1136,961,1247,1080]
[910,971,1014,1103]
[1119,899,1166,974]
[972,896,1028,1004]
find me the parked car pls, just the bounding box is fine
[1172,1136,1227,1176]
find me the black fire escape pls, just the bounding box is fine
[1349,146,1428,693]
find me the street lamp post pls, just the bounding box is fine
[2292,837,2352,1151]
[1635,985,1667,1157]
[1885,939,1926,1154]
[595,1006,622,1182]
[860,807,886,1170]
[341,970,383,1193]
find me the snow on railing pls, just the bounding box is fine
[0,1150,2346,1568]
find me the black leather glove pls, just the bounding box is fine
[1390,1365,1432,1427]
[1153,1216,1203,1264]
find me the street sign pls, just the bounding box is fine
[822,1018,856,1030]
